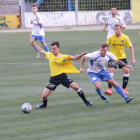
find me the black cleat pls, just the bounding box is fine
[36,104,46,109]
[86,101,93,106]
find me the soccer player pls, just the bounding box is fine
[29,35,93,108]
[30,4,49,58]
[104,23,136,95]
[103,6,126,39]
[80,42,133,104]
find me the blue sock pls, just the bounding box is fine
[95,88,104,98]
[32,45,38,52]
[44,45,49,52]
[115,85,126,100]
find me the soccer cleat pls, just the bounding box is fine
[125,97,133,103]
[104,88,113,95]
[86,101,93,106]
[101,96,109,103]
[36,104,46,109]
[36,52,40,59]
[122,88,129,94]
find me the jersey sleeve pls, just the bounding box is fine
[37,13,43,23]
[126,36,132,48]
[45,52,50,58]
[108,52,118,62]
[85,53,95,59]
[107,37,111,46]
[120,17,126,28]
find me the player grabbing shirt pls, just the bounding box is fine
[29,35,93,108]
[80,42,133,104]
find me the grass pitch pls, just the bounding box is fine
[0,29,140,140]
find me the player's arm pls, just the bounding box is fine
[70,52,88,60]
[129,46,136,66]
[30,20,42,25]
[117,60,132,70]
[103,24,108,32]
[29,35,46,56]
[80,56,86,73]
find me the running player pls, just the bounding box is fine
[30,4,49,58]
[29,35,93,108]
[103,6,126,39]
[104,23,136,95]
[80,42,133,104]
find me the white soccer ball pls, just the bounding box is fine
[21,103,32,114]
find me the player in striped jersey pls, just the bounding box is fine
[103,6,126,39]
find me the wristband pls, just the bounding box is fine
[33,21,37,24]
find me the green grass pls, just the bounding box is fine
[0,29,140,140]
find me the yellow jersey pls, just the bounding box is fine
[107,34,132,59]
[45,52,81,76]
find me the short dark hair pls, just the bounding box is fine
[51,41,60,48]
[111,6,117,10]
[32,4,38,8]
[101,42,108,48]
[114,23,122,28]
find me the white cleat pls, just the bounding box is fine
[36,52,40,59]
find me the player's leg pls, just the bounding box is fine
[36,88,53,108]
[122,64,129,94]
[40,36,49,52]
[107,79,133,103]
[36,77,58,109]
[88,72,109,103]
[69,82,93,106]
[31,35,39,53]
[104,60,116,95]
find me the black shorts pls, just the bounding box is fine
[46,73,74,90]
[108,58,128,69]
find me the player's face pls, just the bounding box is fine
[32,7,38,14]
[111,8,117,15]
[51,45,60,55]
[100,47,108,57]
[114,26,122,37]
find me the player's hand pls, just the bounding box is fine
[82,52,88,55]
[29,34,34,44]
[131,59,136,66]
[80,68,84,73]
[127,65,132,70]
[139,32,140,35]
[30,20,34,24]
[103,29,105,32]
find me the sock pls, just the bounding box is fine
[95,88,104,98]
[32,45,38,52]
[44,45,49,52]
[108,73,113,89]
[42,98,48,107]
[122,74,129,89]
[115,85,126,100]
[76,88,88,103]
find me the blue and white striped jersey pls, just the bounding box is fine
[85,51,117,73]
[31,13,45,36]
[106,16,126,39]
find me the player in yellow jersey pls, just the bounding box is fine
[29,35,93,108]
[104,23,136,95]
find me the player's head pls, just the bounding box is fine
[51,41,60,55]
[111,6,117,16]
[114,23,122,37]
[32,4,38,14]
[100,42,108,57]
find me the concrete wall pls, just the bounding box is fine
[0,0,19,15]
[25,10,132,28]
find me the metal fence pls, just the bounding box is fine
[25,0,131,12]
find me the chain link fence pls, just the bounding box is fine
[25,0,131,12]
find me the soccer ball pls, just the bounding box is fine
[21,103,32,114]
